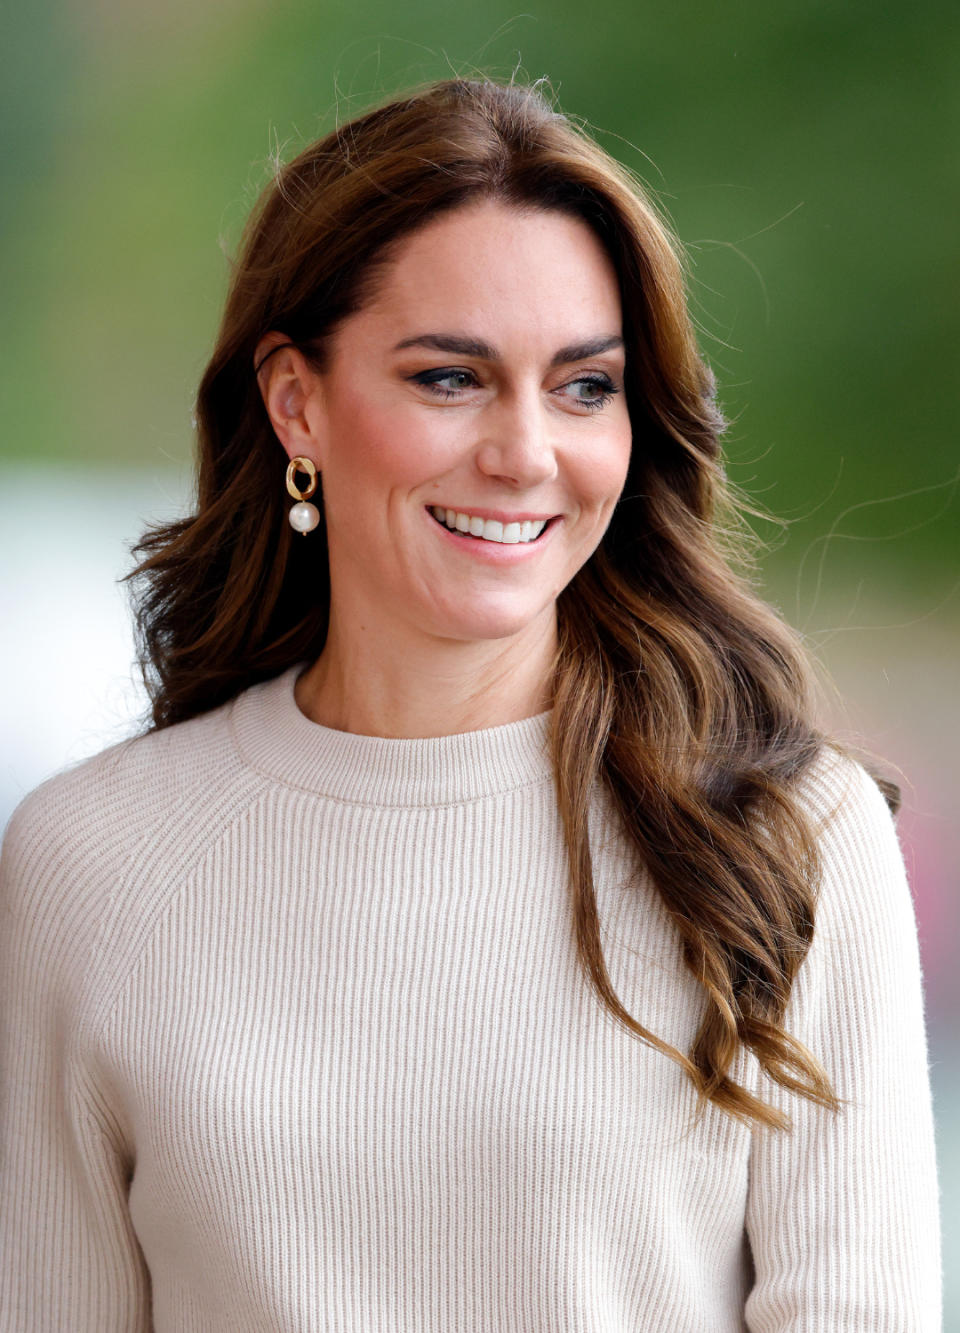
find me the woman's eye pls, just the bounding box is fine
[411,368,478,398]
[560,375,619,411]
[409,367,619,410]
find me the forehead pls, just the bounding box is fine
[346,199,623,346]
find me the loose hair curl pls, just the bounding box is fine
[127,76,891,1131]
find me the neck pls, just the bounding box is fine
[294,608,558,739]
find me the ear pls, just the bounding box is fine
[254,331,326,469]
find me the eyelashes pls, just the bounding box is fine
[410,367,620,412]
[414,370,476,398]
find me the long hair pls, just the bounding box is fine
[127,76,887,1131]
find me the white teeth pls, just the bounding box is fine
[430,506,549,543]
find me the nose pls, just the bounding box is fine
[473,388,558,488]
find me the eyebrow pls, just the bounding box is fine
[392,332,625,367]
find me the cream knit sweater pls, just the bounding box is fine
[0,664,941,1331]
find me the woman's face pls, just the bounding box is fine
[286,199,632,650]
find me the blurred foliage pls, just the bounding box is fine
[2,0,958,597]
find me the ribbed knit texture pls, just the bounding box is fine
[0,664,942,1331]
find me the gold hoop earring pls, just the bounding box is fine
[285,456,320,535]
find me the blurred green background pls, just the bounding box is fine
[2,0,957,1309]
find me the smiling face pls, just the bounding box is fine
[266,199,632,657]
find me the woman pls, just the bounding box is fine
[0,77,941,1329]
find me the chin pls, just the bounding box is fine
[427,600,552,645]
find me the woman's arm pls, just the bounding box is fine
[0,784,152,1332]
[744,754,942,1331]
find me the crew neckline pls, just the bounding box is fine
[230,663,555,808]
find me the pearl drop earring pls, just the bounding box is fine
[285,456,320,534]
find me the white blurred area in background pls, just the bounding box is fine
[0,463,192,827]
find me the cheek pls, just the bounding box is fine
[329,396,459,491]
[571,432,632,512]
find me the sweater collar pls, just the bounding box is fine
[230,663,555,807]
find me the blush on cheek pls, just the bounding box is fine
[349,418,456,487]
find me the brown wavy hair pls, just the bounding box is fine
[126,76,891,1131]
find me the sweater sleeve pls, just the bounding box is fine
[743,754,942,1331]
[0,785,152,1332]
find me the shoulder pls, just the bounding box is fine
[0,694,268,988]
[792,744,917,966]
[794,744,902,878]
[2,698,236,877]
[793,742,892,820]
